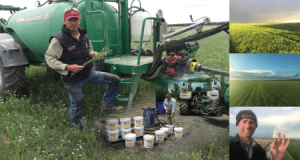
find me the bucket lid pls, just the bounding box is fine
[144,134,154,139]
[174,127,183,131]
[161,128,168,131]
[134,126,144,129]
[125,133,136,138]
[107,129,119,133]
[120,118,131,121]
[134,116,143,120]
[107,119,118,123]
[155,130,164,134]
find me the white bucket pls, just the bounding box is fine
[121,128,131,139]
[166,124,174,133]
[106,119,118,131]
[155,130,165,142]
[160,127,169,138]
[125,133,136,148]
[143,134,155,148]
[134,116,143,127]
[134,126,144,137]
[120,118,131,129]
[174,127,183,138]
[107,129,119,142]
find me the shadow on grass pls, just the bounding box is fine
[203,117,229,128]
[255,23,300,32]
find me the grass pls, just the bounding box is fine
[230,80,300,106]
[230,23,300,53]
[284,141,300,160]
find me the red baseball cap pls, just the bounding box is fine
[64,8,81,19]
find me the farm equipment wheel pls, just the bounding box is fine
[180,100,189,115]
[0,57,26,93]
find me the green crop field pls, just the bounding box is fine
[230,23,300,53]
[263,140,300,160]
[230,81,300,106]
[284,141,300,160]
[0,26,229,159]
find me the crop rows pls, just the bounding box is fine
[230,81,300,106]
[230,23,300,53]
[284,141,300,160]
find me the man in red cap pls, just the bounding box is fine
[45,8,123,132]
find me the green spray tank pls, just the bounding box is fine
[4,0,120,63]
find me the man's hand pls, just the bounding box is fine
[165,109,168,113]
[271,133,290,160]
[171,113,174,118]
[91,52,103,59]
[65,64,84,73]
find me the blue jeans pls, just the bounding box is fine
[63,71,120,129]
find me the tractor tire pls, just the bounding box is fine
[180,100,189,115]
[0,57,27,93]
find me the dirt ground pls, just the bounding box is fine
[100,104,229,158]
[254,138,274,148]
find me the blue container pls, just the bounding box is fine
[143,108,156,128]
[156,102,165,114]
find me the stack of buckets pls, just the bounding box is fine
[106,117,184,148]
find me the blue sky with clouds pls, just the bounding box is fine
[230,0,300,23]
[230,54,300,80]
[230,107,300,139]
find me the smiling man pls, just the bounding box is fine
[230,110,290,160]
[45,8,123,132]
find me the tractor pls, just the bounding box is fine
[174,76,229,116]
[0,0,229,112]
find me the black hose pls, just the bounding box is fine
[141,64,164,80]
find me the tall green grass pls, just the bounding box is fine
[230,23,300,53]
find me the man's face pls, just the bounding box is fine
[64,18,81,32]
[167,96,171,101]
[237,118,256,139]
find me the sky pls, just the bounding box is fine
[230,107,300,139]
[0,0,229,24]
[230,0,300,23]
[230,54,300,81]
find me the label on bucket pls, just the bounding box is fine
[136,120,141,127]
[157,135,163,141]
[124,131,130,136]
[176,132,182,138]
[127,140,133,147]
[110,124,117,130]
[147,140,153,147]
[111,133,117,141]
[124,122,130,129]
[136,129,142,136]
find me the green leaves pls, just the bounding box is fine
[83,46,112,66]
